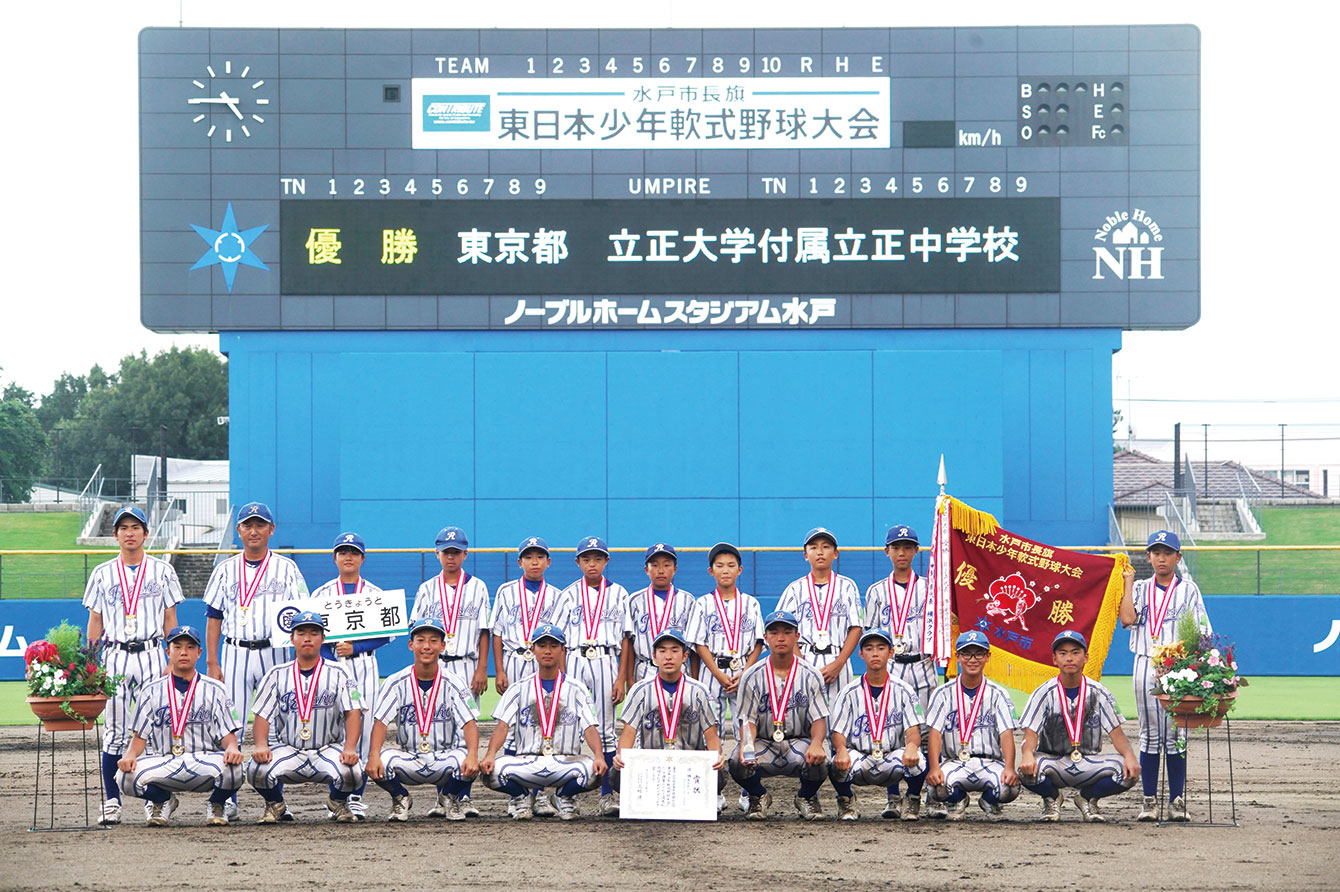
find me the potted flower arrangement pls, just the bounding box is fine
[1151,612,1246,729]
[25,621,120,731]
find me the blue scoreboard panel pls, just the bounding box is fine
[139,26,1198,332]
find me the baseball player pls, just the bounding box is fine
[924,631,1020,820]
[1019,630,1141,822]
[480,623,607,821]
[366,617,481,822]
[828,629,927,821]
[777,527,863,701]
[862,524,941,818]
[611,629,725,799]
[84,505,185,825]
[1119,529,1212,822]
[245,611,363,823]
[408,525,491,818]
[116,625,244,826]
[310,532,389,820]
[625,543,702,684]
[728,610,831,821]
[552,536,631,817]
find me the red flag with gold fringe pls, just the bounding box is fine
[930,497,1128,692]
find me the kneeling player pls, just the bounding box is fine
[366,618,481,821]
[1018,630,1140,822]
[481,623,607,820]
[925,631,1020,819]
[117,625,244,826]
[828,629,927,820]
[728,610,831,821]
[245,611,363,822]
[612,629,724,801]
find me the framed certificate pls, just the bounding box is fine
[619,748,719,822]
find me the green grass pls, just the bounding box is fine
[0,513,109,599]
[4,677,1335,727]
[1192,506,1340,595]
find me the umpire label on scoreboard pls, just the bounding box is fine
[275,589,409,642]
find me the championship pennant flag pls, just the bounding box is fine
[928,495,1130,691]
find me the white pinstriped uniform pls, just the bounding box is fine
[727,658,831,784]
[485,673,601,793]
[625,586,701,681]
[245,658,362,793]
[82,555,184,755]
[777,573,862,703]
[409,570,491,707]
[489,579,564,687]
[862,574,939,717]
[687,590,763,734]
[203,552,307,739]
[1020,677,1133,790]
[552,577,629,751]
[925,678,1019,802]
[373,666,478,788]
[312,576,384,759]
[118,673,244,798]
[827,673,927,787]
[1126,575,1211,754]
[612,674,722,793]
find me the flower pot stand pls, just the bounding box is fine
[29,718,107,832]
[1154,702,1239,828]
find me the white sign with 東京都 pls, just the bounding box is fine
[272,589,409,643]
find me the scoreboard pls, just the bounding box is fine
[139,26,1199,332]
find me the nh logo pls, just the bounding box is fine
[1093,246,1164,280]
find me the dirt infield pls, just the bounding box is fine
[1,720,1335,891]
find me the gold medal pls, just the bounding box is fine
[300,723,311,740]
[872,747,884,761]
[172,741,184,756]
[124,618,136,635]
[893,639,907,655]
[1070,748,1083,763]
[730,657,743,672]
[584,646,598,660]
[522,648,534,662]
[772,728,785,743]
[541,740,555,756]
[419,737,432,754]
[960,748,972,761]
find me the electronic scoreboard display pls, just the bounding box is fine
[139,26,1199,331]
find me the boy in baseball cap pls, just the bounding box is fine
[625,543,701,686]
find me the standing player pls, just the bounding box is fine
[925,631,1020,820]
[245,611,363,822]
[84,505,185,825]
[862,524,941,818]
[828,629,927,821]
[625,543,701,684]
[366,618,481,822]
[117,625,244,826]
[1119,530,1211,822]
[553,536,631,817]
[310,532,390,821]
[1018,631,1141,822]
[481,623,608,820]
[203,502,307,758]
[409,525,491,818]
[728,610,831,821]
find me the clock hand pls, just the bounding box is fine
[188,97,231,104]
[217,91,244,119]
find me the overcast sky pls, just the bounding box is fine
[3,1,1334,467]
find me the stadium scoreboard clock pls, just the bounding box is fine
[139,26,1199,331]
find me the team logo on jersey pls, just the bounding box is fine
[1091,208,1164,281]
[982,572,1040,632]
[190,201,270,293]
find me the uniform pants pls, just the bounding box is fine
[728,738,828,785]
[100,645,167,755]
[931,756,1020,803]
[1133,654,1184,754]
[246,743,362,794]
[1021,752,1135,799]
[829,748,926,787]
[222,643,288,744]
[120,753,243,799]
[380,747,468,788]
[485,754,600,795]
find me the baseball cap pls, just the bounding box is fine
[518,536,550,557]
[531,623,566,646]
[333,532,365,554]
[955,630,990,652]
[1146,530,1182,552]
[435,526,469,551]
[112,505,149,529]
[165,625,203,648]
[803,526,838,548]
[653,629,690,650]
[409,617,447,637]
[708,542,743,565]
[290,610,326,632]
[576,536,610,557]
[860,628,894,648]
[885,525,919,546]
[763,609,800,630]
[237,502,275,524]
[645,542,677,562]
[1052,630,1088,650]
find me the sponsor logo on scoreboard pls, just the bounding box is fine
[422,96,490,132]
[1092,208,1164,281]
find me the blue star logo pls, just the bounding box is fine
[190,202,269,292]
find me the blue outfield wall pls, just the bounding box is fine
[2,594,1335,681]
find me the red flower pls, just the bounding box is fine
[68,662,78,671]
[86,663,98,675]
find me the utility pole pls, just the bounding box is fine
[1280,424,1286,498]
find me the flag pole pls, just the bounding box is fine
[937,453,946,495]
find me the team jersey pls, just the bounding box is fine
[489,579,565,651]
[862,572,930,654]
[735,658,831,740]
[130,673,242,755]
[552,577,630,650]
[620,675,719,750]
[203,551,308,640]
[925,678,1017,761]
[1020,677,1125,756]
[1126,575,1212,656]
[374,665,478,750]
[829,673,923,752]
[492,673,598,756]
[252,658,357,748]
[626,586,701,662]
[776,573,862,655]
[82,555,184,643]
[689,590,764,658]
[409,571,492,658]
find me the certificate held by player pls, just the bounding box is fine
[619,748,718,822]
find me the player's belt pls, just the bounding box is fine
[110,636,163,653]
[806,643,835,655]
[715,656,740,669]
[225,636,276,650]
[576,644,619,656]
[439,654,466,663]
[893,653,925,664]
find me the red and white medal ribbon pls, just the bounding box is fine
[955,679,986,755]
[1148,577,1178,639]
[885,571,916,639]
[437,571,464,639]
[712,588,742,655]
[861,675,891,751]
[292,659,324,731]
[653,677,686,744]
[412,665,443,737]
[116,557,147,629]
[646,586,677,640]
[805,574,838,637]
[237,552,271,611]
[1057,676,1088,750]
[580,577,608,644]
[519,580,547,644]
[534,672,565,743]
[167,672,199,744]
[765,660,800,734]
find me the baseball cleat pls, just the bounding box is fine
[259,800,289,824]
[1168,796,1188,822]
[556,796,579,821]
[206,802,228,826]
[444,795,466,821]
[599,793,620,817]
[717,793,728,813]
[979,797,1004,820]
[924,792,948,820]
[1137,795,1160,822]
[388,793,412,822]
[745,792,772,821]
[510,795,534,821]
[836,795,858,821]
[327,797,356,823]
[794,794,825,821]
[900,795,921,821]
[347,794,368,821]
[165,794,180,820]
[224,798,240,822]
[427,792,450,818]
[1073,793,1104,823]
[881,791,900,820]
[145,801,169,827]
[458,795,480,818]
[738,791,751,813]
[98,798,122,825]
[532,792,558,817]
[945,798,968,821]
[1039,797,1060,822]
